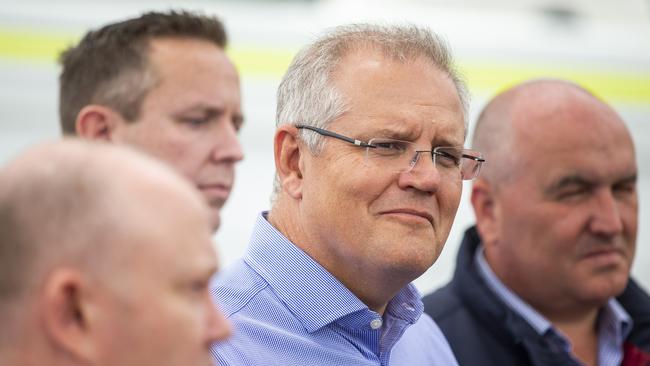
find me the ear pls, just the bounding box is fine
[274,125,304,199]
[471,178,500,248]
[75,105,125,141]
[39,268,97,363]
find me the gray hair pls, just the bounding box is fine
[272,23,468,199]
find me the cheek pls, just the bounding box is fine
[146,131,195,165]
[621,202,638,245]
[513,207,585,269]
[441,181,463,212]
[314,159,384,210]
[135,126,208,179]
[145,296,205,347]
[497,202,556,255]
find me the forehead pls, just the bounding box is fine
[332,48,465,144]
[512,93,636,184]
[144,37,240,95]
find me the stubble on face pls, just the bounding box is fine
[487,84,637,312]
[111,37,243,231]
[297,49,465,291]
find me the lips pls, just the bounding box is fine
[580,246,625,259]
[576,244,630,269]
[196,183,231,205]
[379,208,434,225]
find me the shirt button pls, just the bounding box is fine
[402,303,415,312]
[370,319,383,330]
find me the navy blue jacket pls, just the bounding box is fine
[423,226,650,366]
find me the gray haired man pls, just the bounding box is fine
[211,24,484,365]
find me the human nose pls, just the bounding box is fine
[589,189,624,237]
[211,121,244,163]
[205,298,232,344]
[397,151,441,193]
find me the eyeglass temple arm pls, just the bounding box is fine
[431,150,486,163]
[295,124,375,148]
[462,154,486,163]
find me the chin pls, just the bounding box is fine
[385,250,438,279]
[210,212,221,231]
[581,273,630,304]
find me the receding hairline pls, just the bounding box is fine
[472,79,623,185]
[332,24,468,117]
[58,10,228,135]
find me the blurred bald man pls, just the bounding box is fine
[423,79,650,366]
[0,140,230,366]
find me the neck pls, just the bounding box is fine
[268,200,405,315]
[485,253,602,366]
[546,307,600,366]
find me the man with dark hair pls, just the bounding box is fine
[423,79,650,366]
[0,139,230,366]
[59,10,244,230]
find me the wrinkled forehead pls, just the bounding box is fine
[508,94,636,182]
[332,50,465,141]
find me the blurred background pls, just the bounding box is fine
[1,0,649,294]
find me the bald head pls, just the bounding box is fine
[472,79,629,185]
[471,78,637,319]
[0,139,208,311]
[0,139,231,366]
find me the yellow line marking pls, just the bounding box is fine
[1,27,648,104]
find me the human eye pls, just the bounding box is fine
[232,115,244,132]
[434,148,461,168]
[186,277,210,296]
[370,139,410,155]
[179,115,210,127]
[556,187,589,201]
[613,177,637,198]
[551,181,593,202]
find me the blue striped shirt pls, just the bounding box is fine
[476,246,632,366]
[211,212,458,365]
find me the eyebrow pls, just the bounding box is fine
[431,136,463,148]
[615,174,638,186]
[358,126,416,140]
[546,172,638,195]
[359,127,462,148]
[177,105,244,125]
[546,175,593,194]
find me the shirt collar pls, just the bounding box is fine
[475,245,633,342]
[244,212,423,333]
[475,245,554,334]
[601,296,633,343]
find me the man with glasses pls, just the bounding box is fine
[423,79,650,366]
[210,24,483,365]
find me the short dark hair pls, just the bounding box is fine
[59,10,228,135]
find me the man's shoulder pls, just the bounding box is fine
[211,259,271,317]
[211,260,317,365]
[619,277,650,352]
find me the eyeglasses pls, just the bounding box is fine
[296,124,485,180]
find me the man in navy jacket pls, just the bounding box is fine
[423,79,650,366]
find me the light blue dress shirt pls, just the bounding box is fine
[210,212,458,366]
[475,246,632,366]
